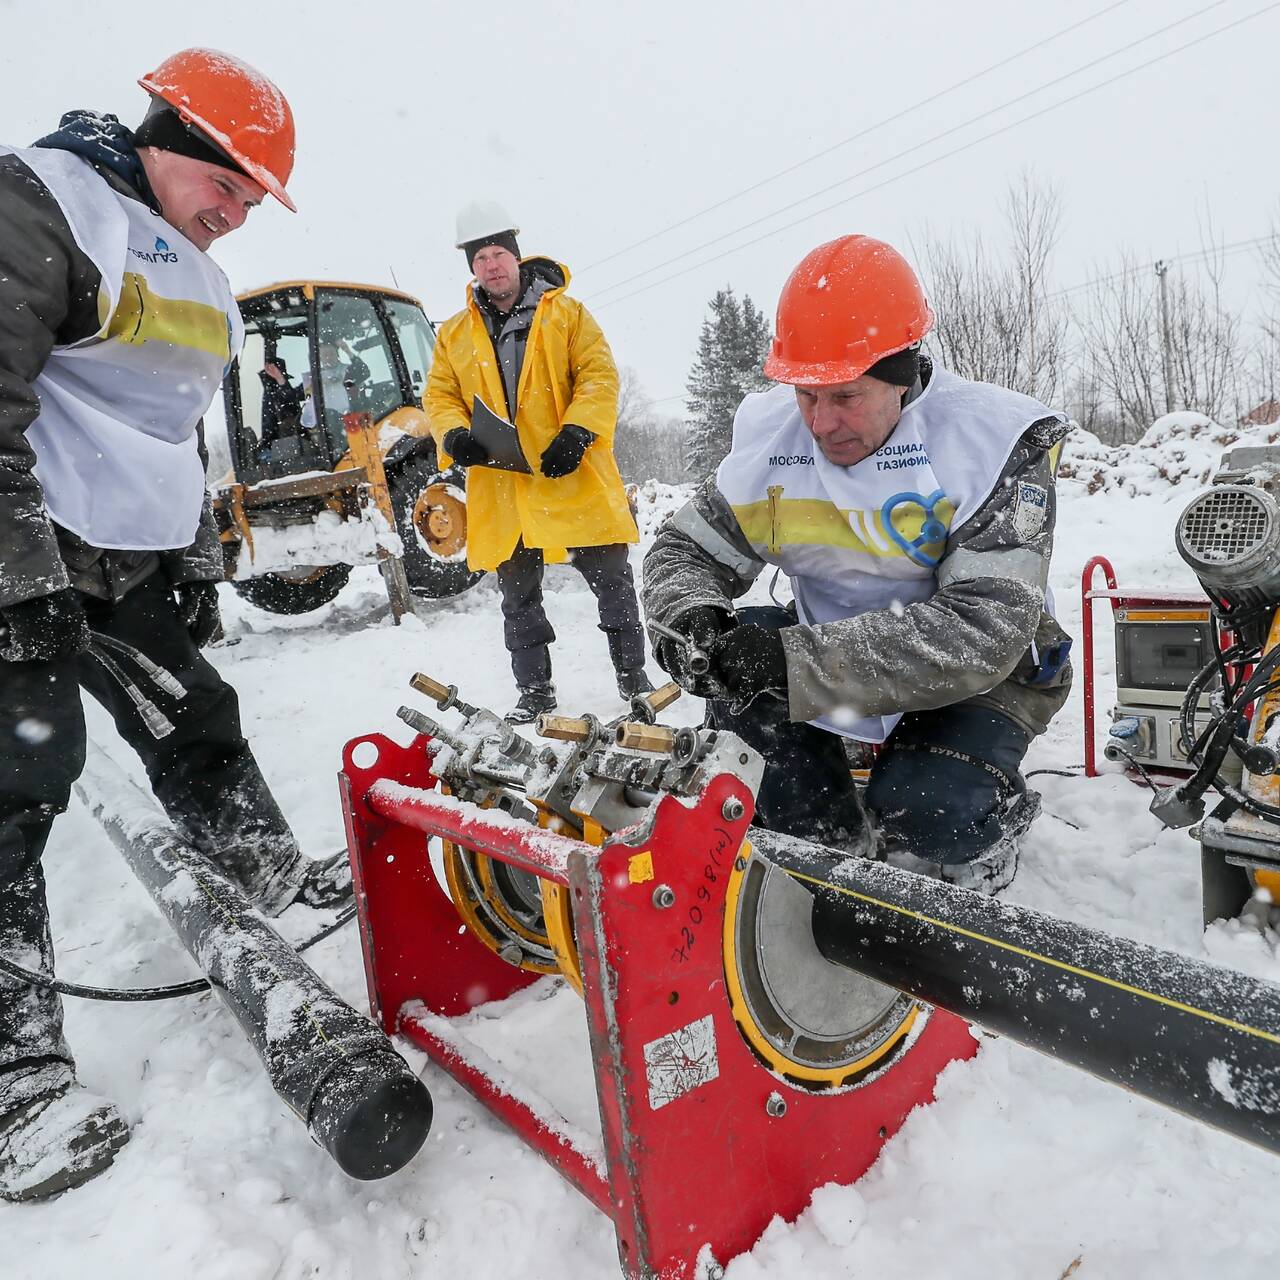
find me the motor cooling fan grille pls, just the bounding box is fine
[1178,488,1273,567]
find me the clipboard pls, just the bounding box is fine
[470,397,532,474]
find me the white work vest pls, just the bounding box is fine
[716,367,1062,741]
[2,144,243,550]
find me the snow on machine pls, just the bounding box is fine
[212,281,482,617]
[339,671,1280,1280]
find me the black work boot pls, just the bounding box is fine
[0,1082,129,1202]
[504,684,557,726]
[616,668,654,700]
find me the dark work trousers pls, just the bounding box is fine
[0,571,299,1113]
[706,606,1033,864]
[496,540,646,688]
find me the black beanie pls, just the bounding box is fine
[866,343,921,388]
[133,99,245,176]
[462,231,521,273]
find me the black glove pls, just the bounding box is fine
[653,606,733,696]
[175,582,221,649]
[443,427,489,468]
[706,622,789,701]
[539,424,593,478]
[0,588,90,663]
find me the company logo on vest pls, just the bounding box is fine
[129,236,179,265]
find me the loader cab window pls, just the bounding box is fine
[233,307,329,481]
[312,293,403,456]
[383,298,436,401]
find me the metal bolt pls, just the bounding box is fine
[734,856,747,872]
[652,884,676,909]
[765,1091,787,1118]
[721,796,745,822]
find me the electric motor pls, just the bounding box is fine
[1175,446,1280,645]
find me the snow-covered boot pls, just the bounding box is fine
[0,1083,129,1202]
[252,848,355,916]
[886,790,1041,897]
[504,684,557,726]
[616,668,654,699]
[942,789,1042,894]
[939,836,1020,895]
[293,850,354,910]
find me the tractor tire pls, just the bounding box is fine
[231,564,352,615]
[389,455,485,600]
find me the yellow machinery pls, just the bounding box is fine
[213,281,481,614]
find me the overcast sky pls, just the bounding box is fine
[2,0,1276,413]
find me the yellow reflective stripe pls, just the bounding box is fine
[732,494,955,559]
[106,272,230,360]
[1049,439,1063,476]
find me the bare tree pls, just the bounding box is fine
[916,228,1024,388]
[1166,231,1240,424]
[1079,241,1245,436]
[611,366,689,484]
[1004,168,1069,403]
[1079,252,1162,439]
[914,170,1067,401]
[1252,207,1280,415]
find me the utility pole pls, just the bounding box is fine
[1155,260,1175,415]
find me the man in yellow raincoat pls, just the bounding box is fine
[425,201,652,723]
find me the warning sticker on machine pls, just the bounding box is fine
[643,1014,720,1110]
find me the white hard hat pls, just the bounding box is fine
[455,199,520,248]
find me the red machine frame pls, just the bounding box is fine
[1080,554,1215,778]
[340,730,977,1279]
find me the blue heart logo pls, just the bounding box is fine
[881,489,949,568]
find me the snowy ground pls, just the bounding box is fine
[9,428,1280,1280]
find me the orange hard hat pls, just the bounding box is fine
[764,235,933,385]
[139,48,297,212]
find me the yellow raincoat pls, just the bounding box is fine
[424,259,638,572]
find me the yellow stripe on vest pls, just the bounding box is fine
[106,272,231,360]
[733,491,956,560]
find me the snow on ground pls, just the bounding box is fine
[9,434,1280,1279]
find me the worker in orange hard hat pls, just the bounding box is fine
[644,234,1073,897]
[0,50,344,1203]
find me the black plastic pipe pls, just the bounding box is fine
[76,747,432,1179]
[749,827,1280,1157]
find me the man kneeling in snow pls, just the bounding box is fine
[0,49,350,1203]
[643,236,1073,896]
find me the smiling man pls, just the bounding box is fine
[0,49,351,1202]
[643,235,1073,897]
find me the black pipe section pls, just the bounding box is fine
[748,827,1280,1157]
[75,747,432,1179]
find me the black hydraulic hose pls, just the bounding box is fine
[750,828,1280,1158]
[1175,642,1280,816]
[0,903,357,1002]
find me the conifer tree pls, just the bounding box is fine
[685,288,772,479]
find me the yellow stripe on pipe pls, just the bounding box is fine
[787,869,1280,1047]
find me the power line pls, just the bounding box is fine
[1049,235,1275,298]
[590,0,1280,313]
[645,234,1278,411]
[586,0,1231,303]
[577,0,1136,276]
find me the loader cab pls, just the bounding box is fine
[217,281,483,609]
[224,282,438,483]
